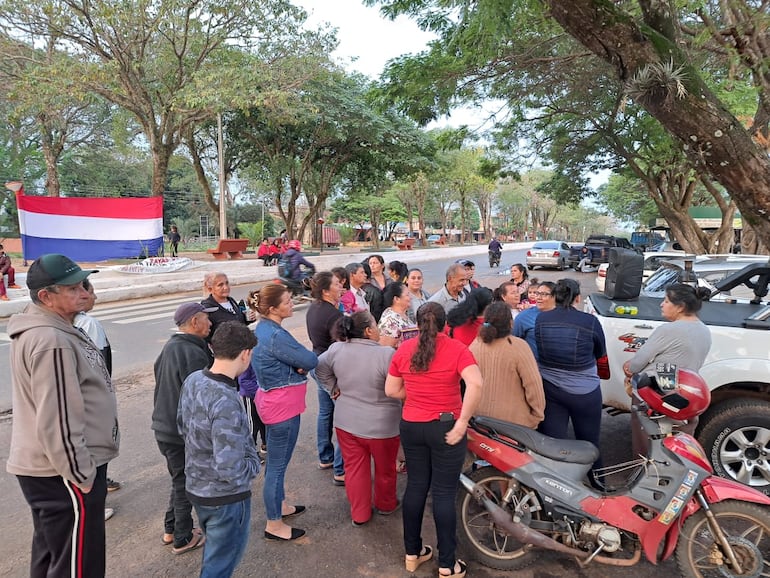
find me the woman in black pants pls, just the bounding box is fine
[385,302,482,578]
[534,278,609,479]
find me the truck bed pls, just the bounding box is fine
[589,293,770,330]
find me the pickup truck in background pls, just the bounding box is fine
[585,262,770,495]
[567,235,635,269]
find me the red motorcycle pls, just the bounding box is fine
[458,368,770,576]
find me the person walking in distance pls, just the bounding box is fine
[177,322,260,578]
[168,225,181,257]
[7,254,118,577]
[152,302,216,554]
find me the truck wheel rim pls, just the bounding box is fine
[718,425,770,489]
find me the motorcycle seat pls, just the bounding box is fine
[473,416,600,465]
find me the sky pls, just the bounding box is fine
[294,0,434,80]
[293,0,495,131]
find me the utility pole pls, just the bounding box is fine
[218,113,227,239]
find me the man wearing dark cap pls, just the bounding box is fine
[6,254,117,577]
[152,302,215,555]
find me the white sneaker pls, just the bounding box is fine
[104,508,114,521]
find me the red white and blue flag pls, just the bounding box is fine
[15,189,164,262]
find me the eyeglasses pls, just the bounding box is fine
[535,291,553,297]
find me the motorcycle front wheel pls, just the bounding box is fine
[675,499,770,577]
[456,466,539,570]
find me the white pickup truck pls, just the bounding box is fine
[584,262,770,495]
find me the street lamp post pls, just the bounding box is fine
[217,113,226,239]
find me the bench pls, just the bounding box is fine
[396,238,416,250]
[207,238,250,260]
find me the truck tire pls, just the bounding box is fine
[697,399,770,496]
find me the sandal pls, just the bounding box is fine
[438,560,467,578]
[396,460,407,474]
[405,545,433,572]
[318,462,333,470]
[161,533,174,546]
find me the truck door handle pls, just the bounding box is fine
[634,324,654,329]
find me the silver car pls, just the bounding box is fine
[641,255,770,300]
[526,240,571,270]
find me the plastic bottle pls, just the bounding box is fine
[615,305,638,315]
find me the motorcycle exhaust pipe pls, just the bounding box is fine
[462,475,642,567]
[461,474,591,559]
[482,497,592,558]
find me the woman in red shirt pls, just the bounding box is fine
[385,302,482,578]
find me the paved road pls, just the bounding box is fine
[0,248,679,577]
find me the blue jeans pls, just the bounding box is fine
[195,498,250,578]
[316,380,343,476]
[400,419,466,569]
[263,415,301,520]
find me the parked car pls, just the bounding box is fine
[427,234,442,244]
[525,240,571,270]
[567,235,635,269]
[641,255,770,301]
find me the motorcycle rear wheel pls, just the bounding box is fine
[675,499,770,578]
[456,466,539,571]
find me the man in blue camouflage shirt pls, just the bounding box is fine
[177,321,259,578]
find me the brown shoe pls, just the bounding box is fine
[172,529,205,555]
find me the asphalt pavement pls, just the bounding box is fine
[0,241,681,577]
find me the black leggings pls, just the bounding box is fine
[538,379,603,471]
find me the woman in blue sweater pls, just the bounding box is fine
[534,279,609,475]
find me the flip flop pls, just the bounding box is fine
[318,462,333,470]
[161,533,174,546]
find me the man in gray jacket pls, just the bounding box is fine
[152,302,215,554]
[7,254,117,577]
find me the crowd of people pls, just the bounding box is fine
[5,246,711,578]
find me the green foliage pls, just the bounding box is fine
[336,224,356,246]
[237,222,264,250]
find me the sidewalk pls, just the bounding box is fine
[0,243,512,318]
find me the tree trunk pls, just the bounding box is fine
[547,0,770,247]
[41,145,61,197]
[150,142,172,197]
[412,174,428,247]
[187,128,219,215]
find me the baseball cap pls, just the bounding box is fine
[456,259,475,267]
[26,254,99,291]
[174,302,218,326]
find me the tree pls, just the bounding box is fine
[232,70,429,242]
[366,0,770,247]
[0,0,328,196]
